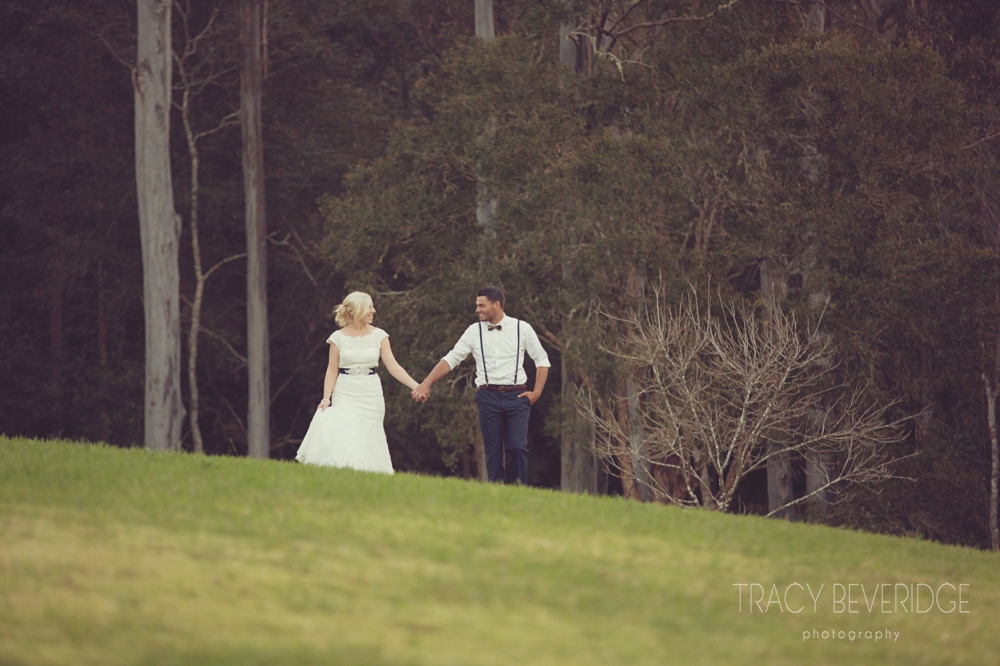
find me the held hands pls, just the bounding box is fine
[409,383,536,403]
[411,382,431,403]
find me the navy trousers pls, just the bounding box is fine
[475,389,531,485]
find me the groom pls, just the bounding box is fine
[412,286,550,485]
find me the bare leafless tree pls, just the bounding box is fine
[578,288,911,515]
[566,0,744,70]
[173,0,243,453]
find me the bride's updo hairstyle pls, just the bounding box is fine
[334,291,373,327]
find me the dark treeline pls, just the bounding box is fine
[1,0,999,548]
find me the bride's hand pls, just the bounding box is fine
[318,397,331,412]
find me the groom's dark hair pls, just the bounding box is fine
[477,285,504,308]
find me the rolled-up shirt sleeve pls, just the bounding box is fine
[522,323,551,368]
[442,327,475,370]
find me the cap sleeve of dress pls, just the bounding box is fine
[326,329,341,348]
[376,328,389,343]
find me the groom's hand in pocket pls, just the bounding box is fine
[518,390,539,405]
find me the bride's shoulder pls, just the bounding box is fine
[374,326,390,340]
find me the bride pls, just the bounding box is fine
[295,291,419,474]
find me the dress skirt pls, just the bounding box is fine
[295,373,394,474]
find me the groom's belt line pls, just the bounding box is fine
[339,367,377,376]
[478,384,527,392]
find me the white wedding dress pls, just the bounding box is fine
[295,327,394,474]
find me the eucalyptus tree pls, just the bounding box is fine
[472,0,497,480]
[558,2,600,495]
[135,0,185,451]
[473,0,498,266]
[239,0,270,459]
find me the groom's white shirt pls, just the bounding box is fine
[442,315,551,387]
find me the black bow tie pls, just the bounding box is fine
[487,324,502,331]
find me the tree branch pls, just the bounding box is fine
[201,325,248,366]
[194,110,241,142]
[815,1,885,39]
[962,132,1000,151]
[612,0,745,41]
[203,252,247,281]
[97,25,133,71]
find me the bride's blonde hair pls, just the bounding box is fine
[334,291,373,327]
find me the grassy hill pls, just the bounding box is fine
[0,436,996,665]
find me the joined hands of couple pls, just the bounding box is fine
[409,383,540,405]
[410,383,431,403]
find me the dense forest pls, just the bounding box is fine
[2,0,999,549]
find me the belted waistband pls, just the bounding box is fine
[478,384,527,392]
[339,367,377,376]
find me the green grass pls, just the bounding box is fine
[0,437,997,665]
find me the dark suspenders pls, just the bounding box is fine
[478,322,488,385]
[515,319,520,384]
[478,318,521,386]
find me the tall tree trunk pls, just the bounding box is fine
[559,14,582,73]
[557,12,599,494]
[804,1,827,32]
[472,0,495,480]
[240,0,270,459]
[134,0,185,451]
[474,0,495,40]
[805,442,831,519]
[986,322,1000,551]
[761,256,795,519]
[627,268,651,501]
[626,372,651,501]
[181,86,206,454]
[804,294,831,517]
[474,2,497,276]
[474,0,496,245]
[561,356,598,493]
[983,372,998,551]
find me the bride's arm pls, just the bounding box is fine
[380,338,419,390]
[319,342,340,411]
